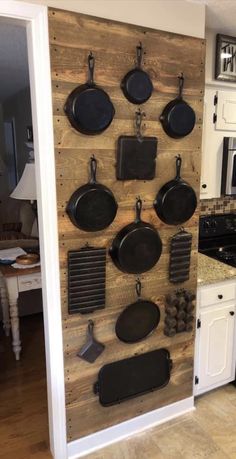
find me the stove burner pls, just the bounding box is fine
[217,246,236,261]
[199,245,236,267]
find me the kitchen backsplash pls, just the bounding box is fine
[200,197,236,215]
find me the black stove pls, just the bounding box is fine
[199,213,236,267]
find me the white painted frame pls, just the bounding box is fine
[0,2,67,459]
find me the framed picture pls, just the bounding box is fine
[215,34,236,82]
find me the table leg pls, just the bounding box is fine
[0,273,10,336]
[5,277,21,361]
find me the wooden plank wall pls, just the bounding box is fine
[48,8,205,441]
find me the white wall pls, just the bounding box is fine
[17,0,205,38]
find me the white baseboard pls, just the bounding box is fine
[67,396,195,459]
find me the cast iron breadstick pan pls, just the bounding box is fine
[64,52,115,135]
[121,42,153,105]
[160,73,195,139]
[115,279,160,343]
[67,156,118,232]
[153,155,197,226]
[109,198,162,274]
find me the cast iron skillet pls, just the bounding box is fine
[67,156,118,232]
[160,73,195,138]
[153,155,197,225]
[121,42,153,105]
[115,279,160,343]
[64,52,115,135]
[109,198,162,274]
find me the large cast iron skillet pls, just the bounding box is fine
[64,52,115,135]
[110,198,162,274]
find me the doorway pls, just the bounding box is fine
[0,3,66,459]
[0,16,49,459]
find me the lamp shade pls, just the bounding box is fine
[10,163,37,200]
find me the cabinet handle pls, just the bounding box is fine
[202,184,207,189]
[218,294,223,299]
[230,311,235,316]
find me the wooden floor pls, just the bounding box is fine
[1,314,236,459]
[0,313,52,459]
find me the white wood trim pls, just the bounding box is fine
[0,2,67,459]
[67,397,195,459]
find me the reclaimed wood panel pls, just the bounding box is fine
[48,7,205,441]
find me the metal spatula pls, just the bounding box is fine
[77,320,105,363]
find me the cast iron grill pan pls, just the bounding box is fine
[117,136,157,180]
[68,247,106,314]
[94,348,172,406]
[116,110,157,180]
[169,230,192,283]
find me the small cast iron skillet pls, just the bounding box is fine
[64,52,115,135]
[159,73,196,139]
[109,198,162,274]
[115,279,160,343]
[153,155,197,226]
[121,42,153,105]
[67,156,118,232]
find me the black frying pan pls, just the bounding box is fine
[115,279,160,343]
[67,156,118,231]
[160,73,195,139]
[154,155,197,225]
[110,198,162,274]
[121,42,153,105]
[64,52,115,135]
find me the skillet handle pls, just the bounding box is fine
[177,73,184,99]
[89,156,97,184]
[135,109,145,141]
[175,155,182,180]
[136,278,142,298]
[88,320,95,338]
[135,197,142,222]
[87,52,95,85]
[136,42,143,68]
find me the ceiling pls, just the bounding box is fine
[0,20,29,103]
[188,0,236,35]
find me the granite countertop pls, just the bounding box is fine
[198,253,236,286]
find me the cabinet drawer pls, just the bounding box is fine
[200,283,235,307]
[18,273,41,292]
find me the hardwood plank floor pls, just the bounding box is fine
[0,313,52,459]
[1,313,236,459]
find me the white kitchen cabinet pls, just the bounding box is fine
[214,90,236,131]
[194,279,236,396]
[200,87,236,200]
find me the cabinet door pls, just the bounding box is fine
[197,303,235,392]
[215,90,236,131]
[200,88,223,199]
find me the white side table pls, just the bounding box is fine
[0,265,41,360]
